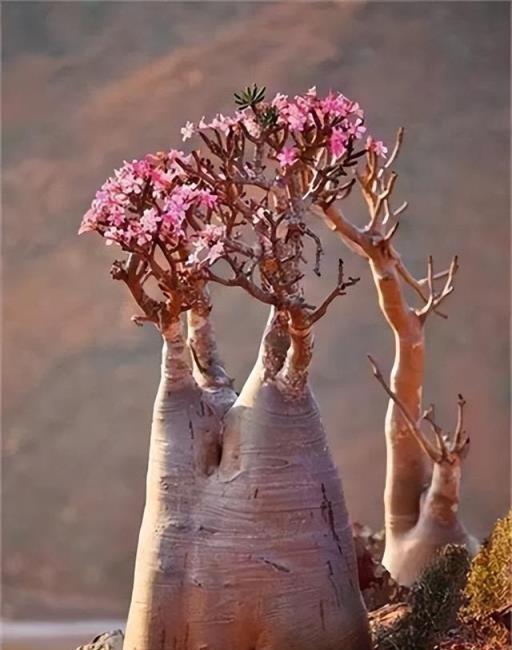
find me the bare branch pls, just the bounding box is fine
[422,404,450,461]
[422,394,470,462]
[308,259,360,325]
[416,255,459,322]
[110,254,161,327]
[206,267,276,307]
[452,394,470,456]
[320,204,368,258]
[384,220,400,242]
[379,127,405,175]
[367,354,441,462]
[417,268,452,287]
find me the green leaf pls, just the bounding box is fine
[258,106,278,128]
[234,84,266,109]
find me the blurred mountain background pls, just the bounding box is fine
[2,1,510,620]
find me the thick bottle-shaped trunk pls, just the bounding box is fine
[123,327,224,650]
[178,380,370,650]
[381,325,431,578]
[124,315,370,650]
[384,457,479,586]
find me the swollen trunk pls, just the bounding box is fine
[182,381,370,650]
[123,334,224,649]
[124,322,369,649]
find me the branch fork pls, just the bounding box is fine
[319,128,460,321]
[368,355,470,466]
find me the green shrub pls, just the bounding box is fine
[462,511,512,622]
[374,544,470,650]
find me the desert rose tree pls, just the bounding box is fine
[80,86,377,649]
[317,130,479,585]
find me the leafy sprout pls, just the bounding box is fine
[234,84,266,110]
[258,106,279,128]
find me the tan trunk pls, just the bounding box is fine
[188,383,370,650]
[368,257,477,585]
[123,321,225,649]
[322,200,477,586]
[123,313,370,650]
[187,290,236,418]
[369,259,431,533]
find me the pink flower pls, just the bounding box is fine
[167,149,191,166]
[329,128,349,158]
[204,241,225,264]
[140,207,161,233]
[276,146,298,169]
[78,209,97,234]
[294,88,319,115]
[151,168,176,193]
[114,162,145,195]
[284,102,308,132]
[131,159,151,176]
[180,121,195,142]
[210,114,233,135]
[201,223,226,243]
[108,205,126,227]
[161,194,188,230]
[187,224,226,266]
[104,226,122,246]
[197,189,218,209]
[347,101,364,119]
[137,230,153,246]
[271,93,289,111]
[319,91,349,118]
[347,118,367,140]
[366,137,388,158]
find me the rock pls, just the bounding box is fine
[75,629,124,650]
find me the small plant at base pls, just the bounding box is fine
[373,545,470,650]
[462,511,512,623]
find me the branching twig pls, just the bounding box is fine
[416,255,459,322]
[307,259,359,325]
[369,355,470,464]
[367,354,441,462]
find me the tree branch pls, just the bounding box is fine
[368,355,441,462]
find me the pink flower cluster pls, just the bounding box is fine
[81,88,389,281]
[79,151,219,251]
[366,136,388,158]
[272,88,379,160]
[179,87,386,164]
[181,112,247,141]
